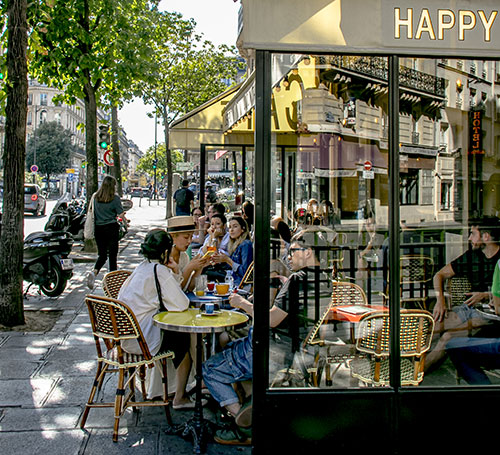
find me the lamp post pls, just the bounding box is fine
[32,105,39,184]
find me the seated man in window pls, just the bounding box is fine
[446,258,500,385]
[426,216,500,371]
[201,228,333,445]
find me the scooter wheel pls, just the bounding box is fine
[40,260,67,297]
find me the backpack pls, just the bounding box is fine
[175,188,188,207]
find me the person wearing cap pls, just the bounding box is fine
[166,216,210,292]
[206,181,217,204]
[117,229,200,409]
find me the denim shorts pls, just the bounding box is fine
[452,304,486,324]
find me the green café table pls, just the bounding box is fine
[153,308,249,454]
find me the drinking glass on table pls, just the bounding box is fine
[195,275,207,296]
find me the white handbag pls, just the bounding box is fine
[84,194,96,240]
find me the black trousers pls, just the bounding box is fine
[94,222,119,273]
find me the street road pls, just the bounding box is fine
[23,199,57,237]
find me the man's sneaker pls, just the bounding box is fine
[213,426,251,446]
[87,271,95,290]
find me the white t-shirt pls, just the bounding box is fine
[118,260,189,355]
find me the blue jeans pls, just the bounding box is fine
[447,337,500,384]
[202,328,253,407]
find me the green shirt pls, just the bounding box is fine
[491,260,500,298]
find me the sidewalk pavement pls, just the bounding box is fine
[0,214,252,454]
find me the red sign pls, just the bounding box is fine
[364,160,372,171]
[103,149,114,166]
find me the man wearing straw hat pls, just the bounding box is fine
[166,216,210,292]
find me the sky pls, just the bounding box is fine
[118,0,241,153]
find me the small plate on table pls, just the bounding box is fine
[213,292,231,298]
[200,310,222,317]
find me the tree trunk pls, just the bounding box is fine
[111,105,122,196]
[164,108,173,219]
[0,0,28,326]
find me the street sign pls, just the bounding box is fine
[67,174,74,182]
[363,170,374,179]
[103,149,114,166]
[66,168,75,174]
[176,162,194,171]
[30,164,38,173]
[364,160,372,171]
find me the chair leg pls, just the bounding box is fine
[139,365,147,400]
[129,367,138,412]
[160,359,173,426]
[113,367,126,443]
[80,361,106,429]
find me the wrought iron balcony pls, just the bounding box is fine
[327,56,446,98]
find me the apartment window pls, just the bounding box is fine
[28,93,33,106]
[54,112,62,125]
[40,93,48,106]
[39,110,47,124]
[421,169,434,205]
[400,168,419,205]
[441,181,452,210]
[27,112,32,126]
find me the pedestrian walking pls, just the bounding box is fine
[173,179,195,216]
[86,175,127,289]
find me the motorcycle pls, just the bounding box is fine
[23,229,74,297]
[45,193,86,240]
[117,215,129,241]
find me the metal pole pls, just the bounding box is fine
[154,113,157,203]
[32,106,37,184]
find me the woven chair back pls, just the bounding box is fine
[305,281,367,346]
[400,255,434,285]
[356,310,434,357]
[85,294,151,358]
[102,270,132,299]
[239,261,254,289]
[447,276,472,307]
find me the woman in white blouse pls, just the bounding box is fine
[118,229,197,409]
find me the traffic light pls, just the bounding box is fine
[98,125,110,149]
[152,159,158,169]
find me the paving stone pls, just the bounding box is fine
[0,406,82,431]
[0,346,48,361]
[0,430,86,454]
[61,333,95,346]
[44,376,115,407]
[45,345,96,360]
[35,358,97,378]
[1,334,64,349]
[0,378,55,407]
[0,360,41,379]
[84,427,159,454]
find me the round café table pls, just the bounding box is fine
[153,308,249,454]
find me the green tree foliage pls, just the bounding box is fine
[29,0,159,203]
[137,9,243,217]
[136,143,182,179]
[26,121,73,187]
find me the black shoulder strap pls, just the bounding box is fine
[154,264,168,312]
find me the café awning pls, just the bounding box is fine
[170,84,241,150]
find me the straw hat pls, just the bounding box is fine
[166,216,196,234]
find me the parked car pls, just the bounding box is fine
[24,184,47,216]
[130,187,144,198]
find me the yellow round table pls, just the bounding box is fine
[153,308,249,453]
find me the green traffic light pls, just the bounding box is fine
[99,141,108,149]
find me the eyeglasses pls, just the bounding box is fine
[288,247,307,256]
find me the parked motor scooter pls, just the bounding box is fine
[45,193,86,240]
[23,229,74,297]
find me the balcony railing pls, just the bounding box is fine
[328,56,446,98]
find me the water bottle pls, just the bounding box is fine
[225,270,234,291]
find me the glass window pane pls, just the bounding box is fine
[400,57,500,387]
[269,53,390,390]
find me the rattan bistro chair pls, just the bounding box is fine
[238,261,254,292]
[350,310,434,386]
[304,281,369,386]
[80,294,174,442]
[102,270,132,299]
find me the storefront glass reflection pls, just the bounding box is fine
[268,54,390,389]
[267,53,500,390]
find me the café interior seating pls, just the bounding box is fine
[350,309,434,386]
